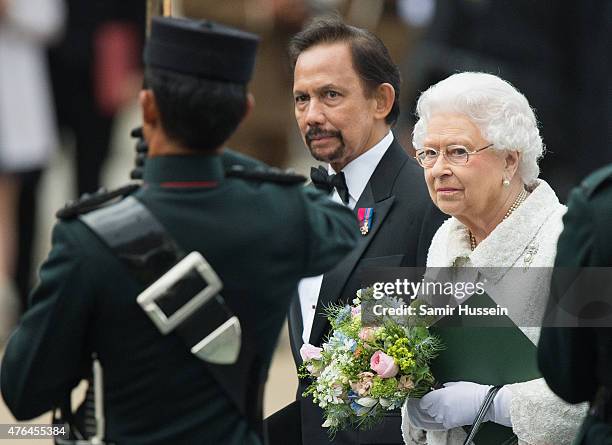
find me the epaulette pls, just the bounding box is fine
[56,183,141,219]
[579,164,612,199]
[225,165,307,185]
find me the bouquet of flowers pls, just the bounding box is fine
[299,288,443,435]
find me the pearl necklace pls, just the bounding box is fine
[469,188,529,251]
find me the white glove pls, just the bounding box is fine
[417,382,513,430]
[403,398,446,431]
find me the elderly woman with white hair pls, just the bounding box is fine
[401,72,586,444]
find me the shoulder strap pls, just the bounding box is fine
[226,165,306,184]
[80,196,182,282]
[462,386,514,445]
[56,184,140,220]
[78,196,264,438]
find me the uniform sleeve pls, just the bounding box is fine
[1,222,94,420]
[538,186,598,404]
[298,187,359,277]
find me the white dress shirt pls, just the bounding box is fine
[298,131,394,344]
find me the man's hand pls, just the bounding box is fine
[408,382,513,430]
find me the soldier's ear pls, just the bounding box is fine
[242,92,255,122]
[140,89,160,129]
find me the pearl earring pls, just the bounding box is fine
[503,178,510,187]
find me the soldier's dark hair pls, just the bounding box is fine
[144,67,248,151]
[288,15,400,126]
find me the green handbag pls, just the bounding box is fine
[430,292,540,444]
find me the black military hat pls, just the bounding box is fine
[144,17,259,84]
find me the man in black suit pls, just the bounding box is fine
[265,16,445,445]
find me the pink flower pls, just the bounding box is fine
[358,327,376,342]
[300,343,323,362]
[370,350,399,378]
[351,305,361,317]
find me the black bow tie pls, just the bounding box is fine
[310,166,350,204]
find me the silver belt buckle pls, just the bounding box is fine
[136,251,241,364]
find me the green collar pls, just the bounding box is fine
[143,155,224,187]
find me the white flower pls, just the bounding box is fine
[313,363,348,406]
[379,398,392,408]
[322,417,339,428]
[343,338,357,351]
[356,397,378,408]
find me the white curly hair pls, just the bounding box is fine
[412,72,544,186]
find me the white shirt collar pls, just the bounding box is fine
[327,130,394,208]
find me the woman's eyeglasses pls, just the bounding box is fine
[414,143,494,168]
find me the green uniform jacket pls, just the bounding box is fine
[1,153,359,445]
[538,164,612,444]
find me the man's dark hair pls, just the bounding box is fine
[289,16,400,126]
[144,67,248,151]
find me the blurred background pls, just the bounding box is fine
[0,0,610,442]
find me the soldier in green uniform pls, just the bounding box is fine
[538,165,612,444]
[0,17,359,445]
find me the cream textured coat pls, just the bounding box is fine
[401,180,587,445]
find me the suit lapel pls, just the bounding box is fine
[288,292,305,364]
[308,140,408,345]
